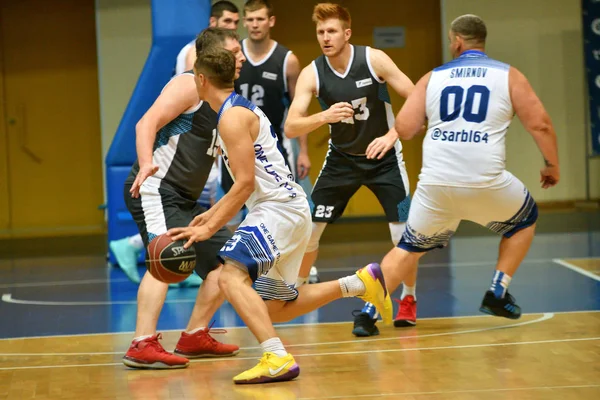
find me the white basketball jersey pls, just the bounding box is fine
[174,40,195,76]
[217,93,305,210]
[421,50,514,187]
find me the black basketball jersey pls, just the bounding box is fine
[313,45,394,155]
[234,39,291,142]
[127,72,218,201]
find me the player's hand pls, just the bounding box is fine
[322,102,354,124]
[129,164,159,198]
[296,151,311,180]
[167,226,211,249]
[188,212,211,227]
[540,164,560,189]
[366,133,397,159]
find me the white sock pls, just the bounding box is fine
[296,276,307,288]
[338,275,366,297]
[186,326,205,334]
[133,334,153,342]
[401,284,416,300]
[260,337,287,357]
[128,234,144,250]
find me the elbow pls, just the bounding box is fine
[394,123,414,141]
[530,118,555,139]
[238,177,255,198]
[284,121,297,138]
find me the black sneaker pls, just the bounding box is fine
[351,311,379,337]
[479,290,522,319]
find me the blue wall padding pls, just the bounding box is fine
[106,0,211,265]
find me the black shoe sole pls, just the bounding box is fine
[479,305,521,320]
[393,319,416,328]
[352,326,380,337]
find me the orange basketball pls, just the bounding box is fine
[145,234,196,284]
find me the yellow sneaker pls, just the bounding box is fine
[233,352,299,384]
[356,263,393,325]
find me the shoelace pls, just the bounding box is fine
[139,333,169,354]
[199,321,229,346]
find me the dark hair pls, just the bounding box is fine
[244,0,274,17]
[195,27,240,55]
[194,47,236,89]
[211,1,239,19]
[450,14,487,44]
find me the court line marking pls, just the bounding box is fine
[0,313,553,356]
[1,293,195,306]
[0,309,597,342]
[0,278,131,289]
[553,258,600,282]
[297,384,600,399]
[0,336,597,371]
[316,258,553,273]
[0,257,556,289]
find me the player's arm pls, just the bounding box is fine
[168,108,255,247]
[394,72,431,141]
[205,108,256,233]
[285,53,311,179]
[369,48,415,99]
[284,65,353,138]
[365,48,416,159]
[509,66,559,188]
[130,75,199,198]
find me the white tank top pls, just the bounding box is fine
[175,40,195,76]
[217,93,306,210]
[421,50,514,187]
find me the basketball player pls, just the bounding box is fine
[174,0,240,75]
[374,14,559,320]
[284,3,417,337]
[168,47,392,384]
[216,0,314,234]
[109,0,240,285]
[121,29,247,370]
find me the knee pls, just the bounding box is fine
[306,222,327,252]
[217,266,236,293]
[204,266,222,284]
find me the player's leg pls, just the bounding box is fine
[468,174,538,319]
[265,262,392,324]
[366,185,461,334]
[256,214,392,323]
[296,148,361,286]
[109,233,143,283]
[216,206,303,384]
[356,148,417,335]
[122,185,189,369]
[174,222,239,358]
[123,193,237,369]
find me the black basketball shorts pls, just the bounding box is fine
[124,182,231,279]
[310,144,411,223]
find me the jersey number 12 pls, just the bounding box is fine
[239,83,265,106]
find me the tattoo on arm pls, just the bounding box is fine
[544,159,555,167]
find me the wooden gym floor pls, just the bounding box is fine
[0,212,598,399]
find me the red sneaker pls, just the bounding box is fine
[123,333,189,369]
[175,323,240,358]
[393,295,417,327]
